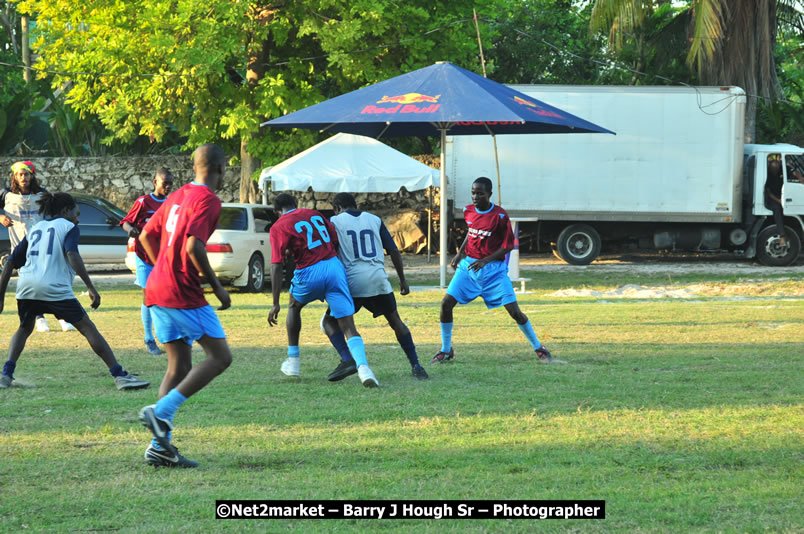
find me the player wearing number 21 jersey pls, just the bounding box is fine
[268,193,378,387]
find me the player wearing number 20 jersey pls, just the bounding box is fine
[143,183,221,310]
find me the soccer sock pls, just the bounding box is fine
[288,346,300,358]
[440,322,453,353]
[108,364,127,377]
[328,331,353,362]
[395,331,419,367]
[3,360,16,378]
[518,320,541,350]
[141,304,154,343]
[155,388,187,423]
[346,336,368,368]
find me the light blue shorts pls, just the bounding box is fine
[290,256,355,319]
[150,305,226,346]
[447,257,517,309]
[135,256,154,289]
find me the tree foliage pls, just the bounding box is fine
[13,0,503,166]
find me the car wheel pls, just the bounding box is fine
[246,253,265,292]
[756,225,800,266]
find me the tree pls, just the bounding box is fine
[590,0,798,141]
[13,0,502,200]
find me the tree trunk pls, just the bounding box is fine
[21,15,31,83]
[239,34,270,203]
[240,138,259,203]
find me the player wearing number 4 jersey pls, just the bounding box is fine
[137,144,233,468]
[268,193,378,387]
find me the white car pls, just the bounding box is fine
[126,203,278,292]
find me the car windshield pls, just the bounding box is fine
[79,196,127,220]
[218,208,248,230]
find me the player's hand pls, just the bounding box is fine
[214,285,231,311]
[468,258,489,272]
[0,215,12,227]
[268,304,281,326]
[450,255,461,269]
[399,280,410,295]
[128,228,140,238]
[88,288,101,309]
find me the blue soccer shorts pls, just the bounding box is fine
[446,257,517,309]
[290,256,355,319]
[150,305,226,346]
[134,256,154,289]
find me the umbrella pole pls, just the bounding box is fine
[427,186,432,263]
[439,128,448,288]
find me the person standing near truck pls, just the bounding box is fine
[765,157,787,248]
[432,177,563,365]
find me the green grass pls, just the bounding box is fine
[1,270,802,532]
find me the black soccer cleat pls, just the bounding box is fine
[535,345,552,362]
[430,348,454,364]
[327,360,357,382]
[139,405,173,452]
[411,364,429,380]
[144,445,199,468]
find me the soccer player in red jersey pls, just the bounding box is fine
[137,144,234,468]
[431,177,562,365]
[120,168,174,355]
[267,193,379,387]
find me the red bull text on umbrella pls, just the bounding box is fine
[361,93,441,115]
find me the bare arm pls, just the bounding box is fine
[468,245,513,272]
[268,263,283,326]
[387,248,409,295]
[186,236,230,310]
[0,258,14,313]
[122,221,140,238]
[451,234,469,269]
[139,228,160,265]
[67,250,101,309]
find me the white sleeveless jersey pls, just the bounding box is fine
[331,211,392,297]
[16,218,77,301]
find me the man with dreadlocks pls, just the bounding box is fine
[0,161,74,332]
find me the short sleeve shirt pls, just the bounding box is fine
[269,208,338,269]
[120,193,167,264]
[463,203,514,261]
[143,183,221,309]
[12,217,80,301]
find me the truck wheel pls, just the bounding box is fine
[245,254,265,292]
[556,224,601,265]
[756,226,800,266]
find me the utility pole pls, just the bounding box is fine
[21,15,32,83]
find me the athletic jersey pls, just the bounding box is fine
[270,208,338,270]
[331,209,396,297]
[10,217,80,301]
[143,183,221,309]
[463,203,514,261]
[120,193,167,264]
[0,188,47,247]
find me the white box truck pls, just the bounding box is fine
[446,86,804,266]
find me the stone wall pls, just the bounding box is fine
[1,155,443,251]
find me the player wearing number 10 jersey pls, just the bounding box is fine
[268,193,378,387]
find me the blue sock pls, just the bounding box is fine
[518,320,541,350]
[154,388,187,423]
[108,364,126,377]
[141,304,154,343]
[3,360,16,378]
[346,336,368,368]
[288,346,300,358]
[396,331,419,367]
[328,332,353,362]
[440,322,453,353]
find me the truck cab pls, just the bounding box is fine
[745,144,804,265]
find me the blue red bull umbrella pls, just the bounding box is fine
[262,61,613,285]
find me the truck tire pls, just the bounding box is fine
[245,253,265,292]
[556,224,601,265]
[756,225,800,266]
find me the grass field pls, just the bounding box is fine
[1,265,802,532]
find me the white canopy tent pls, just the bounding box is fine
[259,133,438,198]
